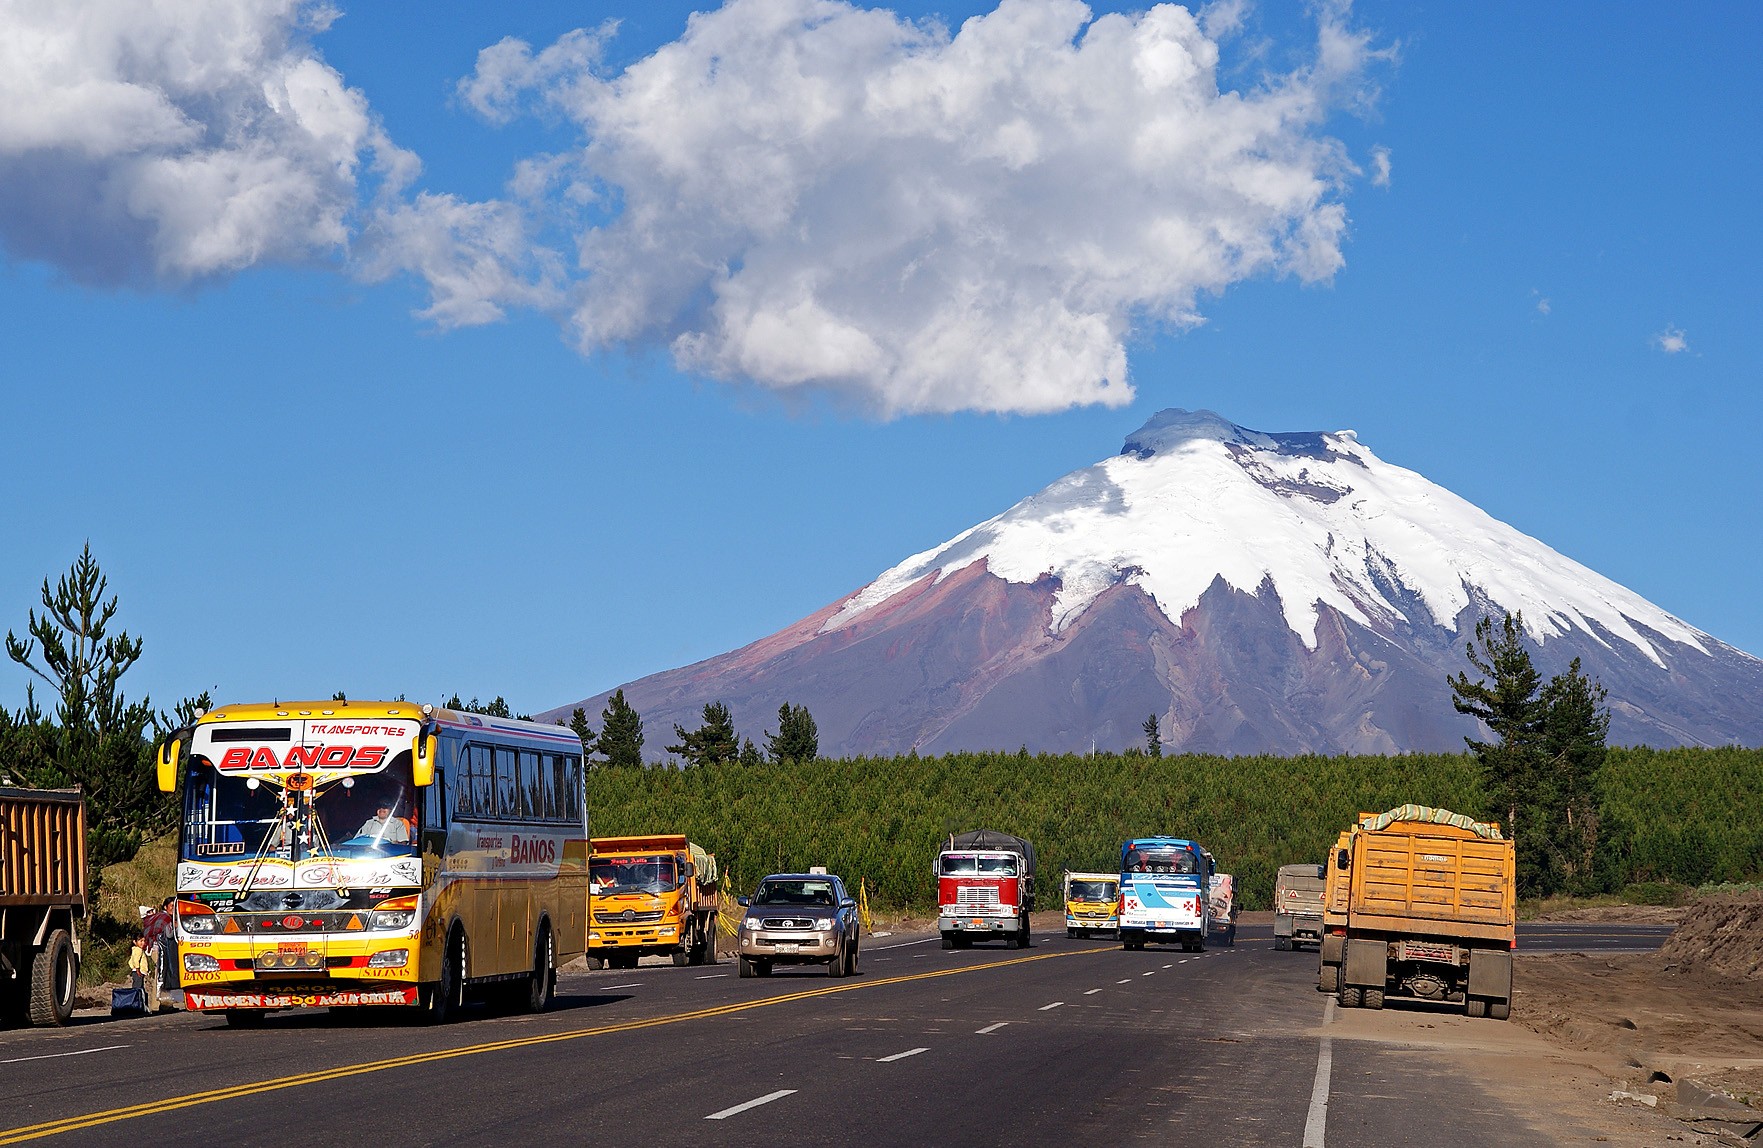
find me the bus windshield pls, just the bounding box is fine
[593,856,678,894]
[181,761,418,863]
[1069,880,1117,901]
[940,853,1017,876]
[1123,847,1199,875]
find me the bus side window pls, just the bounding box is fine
[540,753,560,820]
[424,741,450,834]
[494,747,518,819]
[518,750,542,820]
[562,755,583,826]
[470,744,494,817]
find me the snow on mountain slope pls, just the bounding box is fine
[827,409,1707,666]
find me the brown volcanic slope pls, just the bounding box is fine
[540,559,1763,758]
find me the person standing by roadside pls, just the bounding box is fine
[127,936,153,1011]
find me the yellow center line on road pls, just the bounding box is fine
[1,946,1111,1144]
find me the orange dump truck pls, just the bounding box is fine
[1318,805,1515,1020]
[0,786,86,1026]
[588,835,720,970]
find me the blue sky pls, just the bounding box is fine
[2,0,1758,719]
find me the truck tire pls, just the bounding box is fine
[27,929,76,1027]
[1017,916,1031,949]
[702,921,718,966]
[941,933,955,950]
[1318,964,1338,993]
[1339,986,1362,1009]
[587,956,605,971]
[1466,997,1487,1019]
[1490,999,1510,1021]
[1363,988,1385,1010]
[1275,936,1291,952]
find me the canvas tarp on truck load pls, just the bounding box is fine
[946,830,1036,877]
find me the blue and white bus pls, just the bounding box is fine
[1118,836,1213,952]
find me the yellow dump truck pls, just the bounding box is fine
[1318,805,1515,1020]
[1062,871,1119,938]
[0,786,86,1026]
[588,835,719,970]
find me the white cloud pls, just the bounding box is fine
[1369,145,1391,187]
[0,0,1388,418]
[456,0,1385,415]
[1653,325,1689,354]
[1532,289,1550,315]
[0,0,411,284]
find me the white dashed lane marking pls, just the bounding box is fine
[976,1022,1009,1034]
[1039,1001,1064,1011]
[706,1090,797,1121]
[877,1047,929,1063]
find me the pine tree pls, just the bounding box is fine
[1539,657,1610,892]
[738,737,763,766]
[3,545,179,869]
[569,707,597,758]
[766,702,819,764]
[598,689,645,768]
[1142,714,1163,758]
[668,700,739,767]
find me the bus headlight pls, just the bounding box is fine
[367,949,409,968]
[370,895,420,931]
[183,953,220,973]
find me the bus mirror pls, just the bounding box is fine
[412,733,437,788]
[156,738,181,793]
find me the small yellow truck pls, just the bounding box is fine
[1318,805,1516,1020]
[0,786,86,1026]
[588,835,719,970]
[1062,871,1119,938]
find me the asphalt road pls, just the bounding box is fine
[0,920,1669,1147]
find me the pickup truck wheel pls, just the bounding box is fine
[1363,988,1385,1010]
[738,955,755,979]
[826,943,846,977]
[1490,999,1510,1021]
[846,940,859,977]
[1466,997,1487,1019]
[27,929,76,1027]
[1275,936,1291,952]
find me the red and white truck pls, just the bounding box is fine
[935,829,1036,949]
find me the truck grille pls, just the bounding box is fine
[594,909,664,924]
[761,917,815,930]
[957,887,1002,910]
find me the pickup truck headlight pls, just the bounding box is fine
[815,918,834,932]
[743,917,760,931]
[183,953,220,973]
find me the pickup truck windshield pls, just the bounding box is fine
[753,880,836,906]
[940,853,1018,876]
[594,856,679,894]
[1069,880,1116,901]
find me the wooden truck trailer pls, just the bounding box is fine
[0,786,87,1027]
[1318,805,1516,1020]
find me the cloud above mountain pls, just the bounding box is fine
[0,0,1386,415]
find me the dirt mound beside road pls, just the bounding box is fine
[1657,890,1763,982]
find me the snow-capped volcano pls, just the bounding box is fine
[546,410,1763,756]
[830,408,1705,666]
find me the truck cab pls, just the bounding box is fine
[936,829,1036,949]
[1062,871,1119,938]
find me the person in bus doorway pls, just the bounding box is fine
[357,803,410,844]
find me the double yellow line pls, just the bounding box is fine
[2,946,1101,1143]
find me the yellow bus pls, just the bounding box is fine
[159,700,588,1025]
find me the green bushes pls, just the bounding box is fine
[584,745,1763,913]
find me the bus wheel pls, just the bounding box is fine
[27,929,76,1027]
[224,1009,264,1028]
[522,926,555,1013]
[424,928,466,1025]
